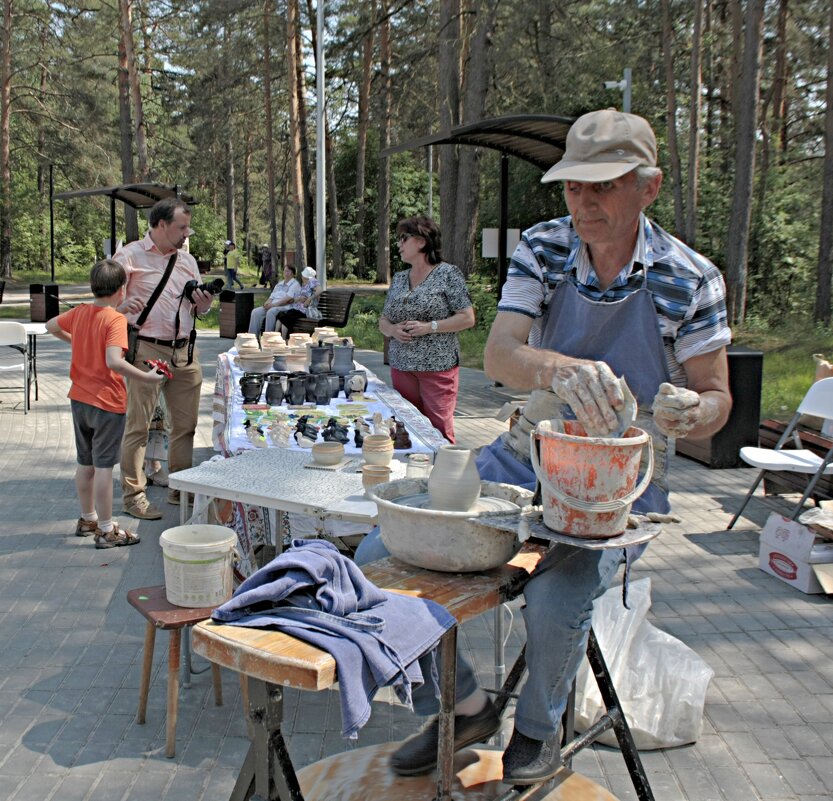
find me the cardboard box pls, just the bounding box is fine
[759,513,833,594]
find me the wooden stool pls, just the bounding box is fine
[192,546,652,801]
[127,585,224,758]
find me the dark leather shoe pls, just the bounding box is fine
[501,728,562,785]
[390,699,501,777]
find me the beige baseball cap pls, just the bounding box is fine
[542,109,657,183]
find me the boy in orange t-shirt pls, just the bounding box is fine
[46,259,165,548]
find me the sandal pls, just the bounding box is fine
[94,523,141,549]
[74,518,98,537]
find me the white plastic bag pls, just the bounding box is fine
[573,577,714,749]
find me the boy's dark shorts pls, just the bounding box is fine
[71,399,126,468]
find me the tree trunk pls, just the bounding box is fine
[438,0,461,248]
[294,3,314,267]
[450,0,497,275]
[0,0,12,278]
[119,0,148,181]
[263,0,279,270]
[772,0,789,158]
[813,0,833,325]
[375,3,392,285]
[286,0,306,265]
[724,0,765,324]
[325,124,342,277]
[661,0,685,239]
[354,8,375,277]
[243,131,252,260]
[223,24,235,243]
[685,0,704,246]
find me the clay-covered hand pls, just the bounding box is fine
[651,382,701,438]
[550,360,623,436]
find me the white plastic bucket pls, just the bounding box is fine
[159,525,237,608]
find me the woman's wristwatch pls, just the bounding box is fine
[430,320,438,332]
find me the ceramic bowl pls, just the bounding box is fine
[238,355,275,373]
[362,434,394,466]
[312,441,345,466]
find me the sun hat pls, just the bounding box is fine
[541,109,657,184]
[301,266,317,280]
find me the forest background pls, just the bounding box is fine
[1,0,833,415]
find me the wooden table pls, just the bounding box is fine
[192,546,651,801]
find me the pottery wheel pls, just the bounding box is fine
[475,512,661,550]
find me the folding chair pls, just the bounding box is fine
[0,322,29,413]
[728,377,833,529]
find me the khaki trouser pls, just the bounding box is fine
[120,339,203,503]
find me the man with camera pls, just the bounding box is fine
[113,197,217,520]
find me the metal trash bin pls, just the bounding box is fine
[30,283,59,322]
[676,345,763,468]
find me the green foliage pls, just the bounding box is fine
[341,294,386,351]
[188,206,228,264]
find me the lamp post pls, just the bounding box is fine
[604,67,632,113]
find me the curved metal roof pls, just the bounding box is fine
[53,182,198,209]
[383,114,574,171]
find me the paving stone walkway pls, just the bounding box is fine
[0,327,830,800]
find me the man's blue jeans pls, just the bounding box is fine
[355,526,624,735]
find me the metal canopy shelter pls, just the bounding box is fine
[50,182,198,280]
[383,114,574,293]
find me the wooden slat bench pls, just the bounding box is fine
[758,418,833,502]
[192,546,648,801]
[292,290,356,335]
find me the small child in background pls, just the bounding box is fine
[46,259,166,548]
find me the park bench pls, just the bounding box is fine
[292,289,355,335]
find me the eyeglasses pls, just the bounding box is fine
[397,233,412,243]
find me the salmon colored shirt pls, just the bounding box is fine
[57,304,129,414]
[112,231,201,339]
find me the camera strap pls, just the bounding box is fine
[134,253,178,331]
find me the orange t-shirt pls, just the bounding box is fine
[56,304,129,414]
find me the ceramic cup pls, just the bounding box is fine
[362,434,394,466]
[362,465,391,497]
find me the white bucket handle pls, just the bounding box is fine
[529,424,654,513]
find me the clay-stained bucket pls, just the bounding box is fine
[530,419,653,539]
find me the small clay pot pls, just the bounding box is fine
[362,434,394,466]
[312,441,345,466]
[362,465,391,497]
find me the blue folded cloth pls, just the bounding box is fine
[213,539,456,737]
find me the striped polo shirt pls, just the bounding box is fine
[498,213,732,386]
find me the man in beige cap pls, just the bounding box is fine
[385,110,732,783]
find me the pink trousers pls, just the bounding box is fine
[391,366,459,443]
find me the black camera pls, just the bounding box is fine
[183,278,224,301]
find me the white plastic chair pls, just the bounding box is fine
[727,377,833,528]
[0,322,29,414]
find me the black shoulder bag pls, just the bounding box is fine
[125,253,178,364]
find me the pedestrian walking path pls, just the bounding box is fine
[0,328,830,801]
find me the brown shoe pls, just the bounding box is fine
[94,522,141,549]
[74,518,98,537]
[167,489,181,505]
[123,495,162,520]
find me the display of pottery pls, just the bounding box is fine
[362,434,394,466]
[346,370,368,395]
[287,375,307,405]
[312,441,345,465]
[332,342,355,376]
[308,341,334,374]
[284,346,308,372]
[264,374,285,406]
[427,445,481,511]
[288,333,312,347]
[240,373,264,404]
[235,333,258,351]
